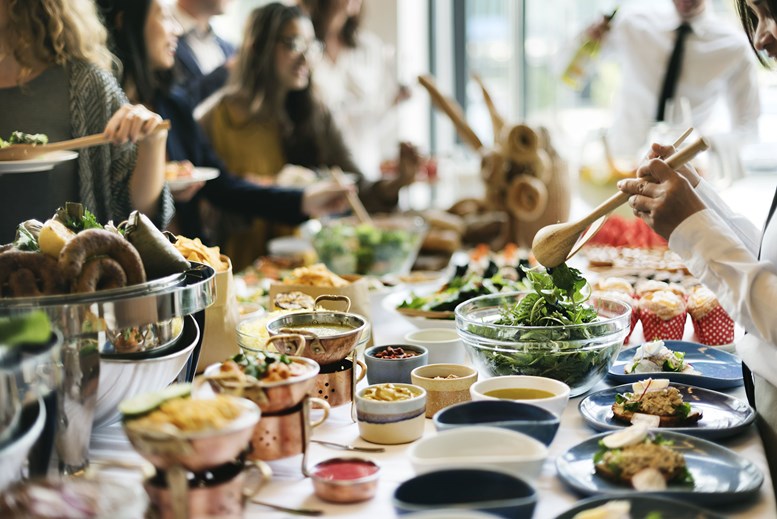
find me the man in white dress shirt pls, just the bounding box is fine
[173,0,235,105]
[588,0,760,156]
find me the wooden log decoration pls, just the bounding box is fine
[420,75,571,249]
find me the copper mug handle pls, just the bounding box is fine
[354,359,367,384]
[241,460,273,499]
[314,294,352,313]
[307,397,331,428]
[265,333,306,356]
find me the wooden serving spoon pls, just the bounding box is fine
[0,120,171,161]
[560,127,695,263]
[532,135,709,268]
[329,166,373,225]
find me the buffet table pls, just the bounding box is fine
[89,286,777,518]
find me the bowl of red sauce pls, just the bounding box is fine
[310,457,380,503]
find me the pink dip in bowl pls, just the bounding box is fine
[310,458,380,503]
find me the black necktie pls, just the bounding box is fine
[656,23,692,121]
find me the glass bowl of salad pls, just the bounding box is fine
[454,267,631,397]
[306,215,427,276]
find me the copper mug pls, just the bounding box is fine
[144,459,271,519]
[249,397,330,461]
[314,358,367,407]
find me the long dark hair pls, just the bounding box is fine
[301,0,362,48]
[736,0,777,67]
[225,2,324,164]
[97,0,172,104]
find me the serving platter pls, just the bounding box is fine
[555,493,725,519]
[381,289,456,329]
[167,166,220,191]
[556,430,763,504]
[579,382,755,439]
[608,340,743,390]
[0,150,78,173]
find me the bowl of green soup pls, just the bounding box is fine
[469,375,570,417]
[265,310,368,366]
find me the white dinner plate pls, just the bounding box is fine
[167,167,220,191]
[0,150,78,173]
[381,289,457,329]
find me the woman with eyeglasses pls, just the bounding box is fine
[0,0,172,242]
[301,0,411,179]
[97,0,351,257]
[618,0,777,490]
[198,2,420,269]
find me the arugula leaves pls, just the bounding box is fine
[495,264,597,329]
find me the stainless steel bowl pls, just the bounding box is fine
[0,331,62,448]
[0,396,45,491]
[93,315,199,429]
[0,263,215,475]
[265,311,367,365]
[102,316,185,357]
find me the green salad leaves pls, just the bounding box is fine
[495,264,597,329]
[464,263,623,390]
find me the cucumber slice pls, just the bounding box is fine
[119,383,192,418]
[119,392,164,418]
[158,383,192,401]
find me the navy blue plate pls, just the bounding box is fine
[555,493,726,519]
[556,430,763,504]
[608,340,742,389]
[579,382,755,440]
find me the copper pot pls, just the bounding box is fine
[314,357,366,407]
[204,335,320,414]
[144,459,271,519]
[124,397,260,473]
[248,397,329,461]
[265,296,367,365]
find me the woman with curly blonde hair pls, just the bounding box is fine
[0,0,172,242]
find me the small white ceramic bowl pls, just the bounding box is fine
[407,426,547,481]
[469,375,570,417]
[355,383,427,445]
[404,328,466,365]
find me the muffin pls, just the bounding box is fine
[635,280,686,300]
[687,285,734,346]
[639,290,687,341]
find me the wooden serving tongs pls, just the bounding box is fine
[532,131,709,268]
[0,120,171,161]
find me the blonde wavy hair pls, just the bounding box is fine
[4,0,114,83]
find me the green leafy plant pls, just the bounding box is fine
[463,264,625,390]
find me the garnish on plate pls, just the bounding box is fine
[624,340,699,375]
[612,378,702,427]
[594,423,694,490]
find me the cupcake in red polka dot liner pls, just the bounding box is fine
[639,289,687,341]
[592,277,638,343]
[634,279,687,300]
[687,285,735,346]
